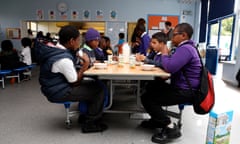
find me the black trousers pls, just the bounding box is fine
[58,80,105,121]
[141,80,195,127]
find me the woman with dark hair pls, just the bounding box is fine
[164,21,174,40]
[131,18,146,54]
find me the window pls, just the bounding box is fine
[208,15,235,61]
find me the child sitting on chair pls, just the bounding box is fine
[35,25,107,133]
[20,37,32,66]
[136,32,168,68]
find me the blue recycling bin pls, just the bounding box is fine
[205,46,219,75]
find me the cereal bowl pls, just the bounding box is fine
[94,63,107,69]
[141,64,154,71]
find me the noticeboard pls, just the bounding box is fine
[147,15,179,36]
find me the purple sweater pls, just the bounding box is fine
[138,33,150,56]
[161,40,201,90]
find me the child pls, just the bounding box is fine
[103,36,113,56]
[81,28,101,66]
[114,32,125,55]
[94,36,107,62]
[35,25,107,133]
[0,40,22,70]
[21,37,32,66]
[136,32,168,68]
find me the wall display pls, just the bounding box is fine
[83,10,90,20]
[96,10,103,20]
[48,10,56,20]
[6,28,21,39]
[110,10,117,20]
[36,9,44,20]
[147,15,179,36]
[71,10,79,20]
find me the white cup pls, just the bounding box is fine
[108,55,113,64]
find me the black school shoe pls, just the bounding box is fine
[81,120,108,133]
[151,123,181,144]
[78,115,86,124]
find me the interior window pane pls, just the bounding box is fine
[219,16,233,60]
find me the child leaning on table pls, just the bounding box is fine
[81,28,101,67]
[136,32,169,68]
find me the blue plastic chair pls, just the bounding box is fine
[55,102,79,129]
[0,70,12,88]
[5,66,29,83]
[6,64,37,82]
[57,80,109,129]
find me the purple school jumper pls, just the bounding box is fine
[138,32,150,56]
[161,40,201,90]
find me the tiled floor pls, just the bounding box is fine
[0,64,239,144]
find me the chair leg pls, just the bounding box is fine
[1,77,5,88]
[164,106,183,129]
[17,73,20,83]
[64,103,72,129]
[177,109,183,129]
[3,78,5,88]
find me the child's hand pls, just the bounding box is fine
[80,53,90,71]
[106,49,113,55]
[135,53,145,62]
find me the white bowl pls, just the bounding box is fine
[141,64,154,71]
[135,61,144,66]
[94,63,107,69]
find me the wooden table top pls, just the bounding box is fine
[84,63,170,79]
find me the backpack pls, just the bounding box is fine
[183,46,215,115]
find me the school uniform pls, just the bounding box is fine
[141,40,201,127]
[94,47,106,62]
[137,32,150,56]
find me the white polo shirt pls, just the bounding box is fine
[51,43,78,83]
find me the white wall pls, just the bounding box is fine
[0,0,201,48]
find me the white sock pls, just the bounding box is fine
[167,123,174,128]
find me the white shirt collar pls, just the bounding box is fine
[97,47,103,51]
[178,40,189,47]
[56,43,66,50]
[141,32,147,38]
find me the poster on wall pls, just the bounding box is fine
[59,11,67,20]
[6,28,21,39]
[48,10,56,20]
[71,10,79,20]
[96,10,103,20]
[36,9,44,20]
[147,15,179,36]
[83,10,90,20]
[110,10,117,20]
